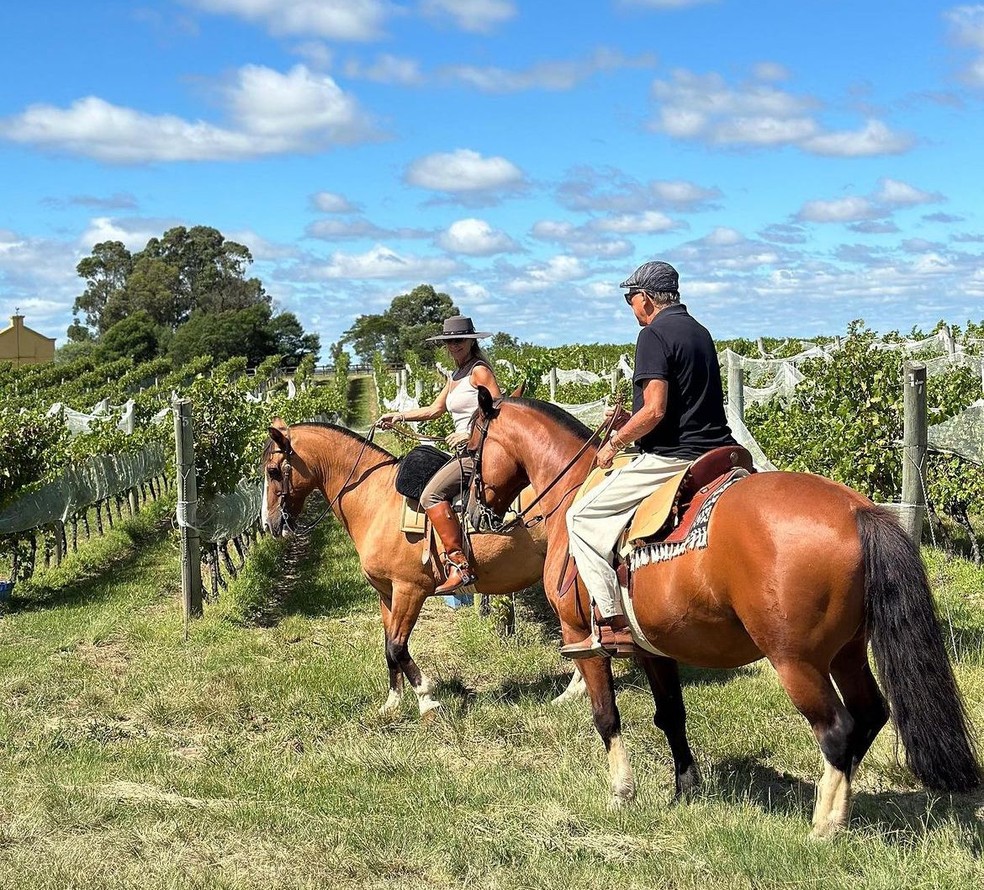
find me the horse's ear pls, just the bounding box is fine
[510,381,526,398]
[269,418,291,453]
[477,385,497,418]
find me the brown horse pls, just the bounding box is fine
[261,419,551,716]
[467,388,981,838]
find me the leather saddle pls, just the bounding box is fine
[561,445,754,596]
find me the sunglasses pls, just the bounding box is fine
[624,289,647,304]
[445,337,468,345]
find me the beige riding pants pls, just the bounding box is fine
[566,450,692,618]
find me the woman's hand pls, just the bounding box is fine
[378,412,403,429]
[446,430,470,451]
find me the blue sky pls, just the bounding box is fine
[2,1,984,351]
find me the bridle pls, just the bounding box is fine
[266,425,383,534]
[468,399,619,533]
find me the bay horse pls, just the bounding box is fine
[466,387,980,838]
[261,419,555,716]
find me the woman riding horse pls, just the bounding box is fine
[378,315,502,594]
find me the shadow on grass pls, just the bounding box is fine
[705,752,984,851]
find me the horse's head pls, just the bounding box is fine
[262,418,319,537]
[467,385,529,514]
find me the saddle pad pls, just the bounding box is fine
[401,487,536,536]
[395,445,450,500]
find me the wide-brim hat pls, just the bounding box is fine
[425,315,492,341]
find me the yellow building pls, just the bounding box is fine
[0,315,56,367]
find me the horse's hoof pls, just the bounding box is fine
[672,768,701,804]
[608,792,635,811]
[419,699,443,721]
[808,821,842,842]
[378,690,401,716]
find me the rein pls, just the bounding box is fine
[274,424,384,534]
[471,402,620,533]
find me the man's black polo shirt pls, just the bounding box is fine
[632,303,735,459]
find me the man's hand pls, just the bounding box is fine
[604,404,631,430]
[596,439,617,469]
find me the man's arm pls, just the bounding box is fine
[596,378,667,468]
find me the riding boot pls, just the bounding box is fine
[425,502,476,594]
[559,612,646,660]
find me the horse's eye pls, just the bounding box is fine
[266,465,282,481]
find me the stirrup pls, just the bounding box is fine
[436,550,475,593]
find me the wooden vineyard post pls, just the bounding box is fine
[901,362,927,543]
[174,398,203,619]
[123,407,139,515]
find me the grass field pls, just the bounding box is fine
[0,495,982,889]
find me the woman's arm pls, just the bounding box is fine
[378,377,450,426]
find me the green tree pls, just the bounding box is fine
[97,310,164,364]
[340,284,458,364]
[72,225,271,336]
[168,304,280,367]
[268,312,320,368]
[121,254,182,330]
[73,240,133,335]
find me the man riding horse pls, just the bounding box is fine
[561,261,737,660]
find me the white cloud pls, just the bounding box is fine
[188,0,392,41]
[420,0,516,33]
[751,61,790,82]
[0,229,86,337]
[227,64,375,143]
[801,119,914,157]
[649,180,721,207]
[313,244,459,279]
[343,54,425,85]
[306,218,428,240]
[0,65,378,163]
[502,255,588,294]
[405,148,525,194]
[436,218,518,255]
[529,219,634,258]
[79,216,178,251]
[440,49,655,92]
[311,191,358,213]
[796,197,881,223]
[946,4,984,86]
[593,211,678,234]
[226,229,300,261]
[704,226,745,246]
[650,67,912,157]
[874,178,942,206]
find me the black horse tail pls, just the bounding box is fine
[859,507,981,792]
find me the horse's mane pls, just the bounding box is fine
[506,397,594,442]
[263,421,397,461]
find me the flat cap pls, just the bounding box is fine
[620,261,679,294]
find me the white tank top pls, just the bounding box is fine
[445,361,491,434]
